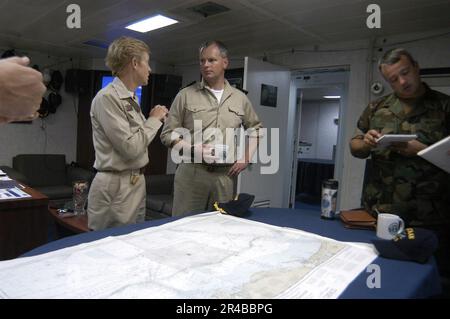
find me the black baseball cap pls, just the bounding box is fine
[372,228,439,263]
[214,193,255,217]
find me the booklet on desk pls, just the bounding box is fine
[0,187,31,200]
[376,134,417,147]
[417,136,450,173]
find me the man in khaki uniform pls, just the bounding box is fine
[88,37,168,230]
[161,40,263,216]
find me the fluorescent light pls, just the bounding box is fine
[126,14,178,33]
[323,95,341,99]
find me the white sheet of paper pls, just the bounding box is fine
[418,135,450,173]
[376,134,417,147]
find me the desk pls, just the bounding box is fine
[24,208,442,298]
[48,207,89,235]
[0,185,49,260]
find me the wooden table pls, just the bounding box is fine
[0,185,49,260]
[48,207,89,234]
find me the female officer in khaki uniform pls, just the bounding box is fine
[88,37,168,230]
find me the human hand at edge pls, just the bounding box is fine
[0,56,46,122]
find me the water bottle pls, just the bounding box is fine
[321,179,338,220]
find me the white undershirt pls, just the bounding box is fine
[209,88,224,103]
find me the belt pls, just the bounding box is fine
[97,167,146,175]
[196,163,232,172]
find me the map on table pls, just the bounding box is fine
[0,212,377,299]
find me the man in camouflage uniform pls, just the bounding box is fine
[350,48,450,291]
[161,40,262,216]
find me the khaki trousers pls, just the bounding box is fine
[87,171,146,230]
[172,163,234,216]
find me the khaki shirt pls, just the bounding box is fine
[90,77,162,171]
[161,80,263,162]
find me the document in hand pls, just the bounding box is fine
[376,134,417,147]
[417,135,450,173]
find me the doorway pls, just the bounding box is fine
[289,69,349,210]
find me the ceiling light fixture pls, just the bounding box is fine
[323,95,341,99]
[126,14,178,33]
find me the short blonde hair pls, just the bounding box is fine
[105,36,150,76]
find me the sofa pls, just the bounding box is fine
[145,174,174,220]
[2,154,94,205]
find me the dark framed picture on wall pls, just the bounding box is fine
[260,84,278,108]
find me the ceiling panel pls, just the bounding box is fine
[0,1,65,33]
[0,0,449,64]
[285,3,367,27]
[255,0,362,17]
[381,2,450,24]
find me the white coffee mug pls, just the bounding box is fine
[213,144,229,163]
[376,213,405,240]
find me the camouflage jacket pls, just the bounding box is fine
[352,83,450,226]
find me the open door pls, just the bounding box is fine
[289,70,350,211]
[237,57,291,208]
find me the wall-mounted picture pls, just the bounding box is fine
[260,84,278,107]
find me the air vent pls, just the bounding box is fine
[188,1,230,18]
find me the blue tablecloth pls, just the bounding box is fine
[24,207,442,298]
